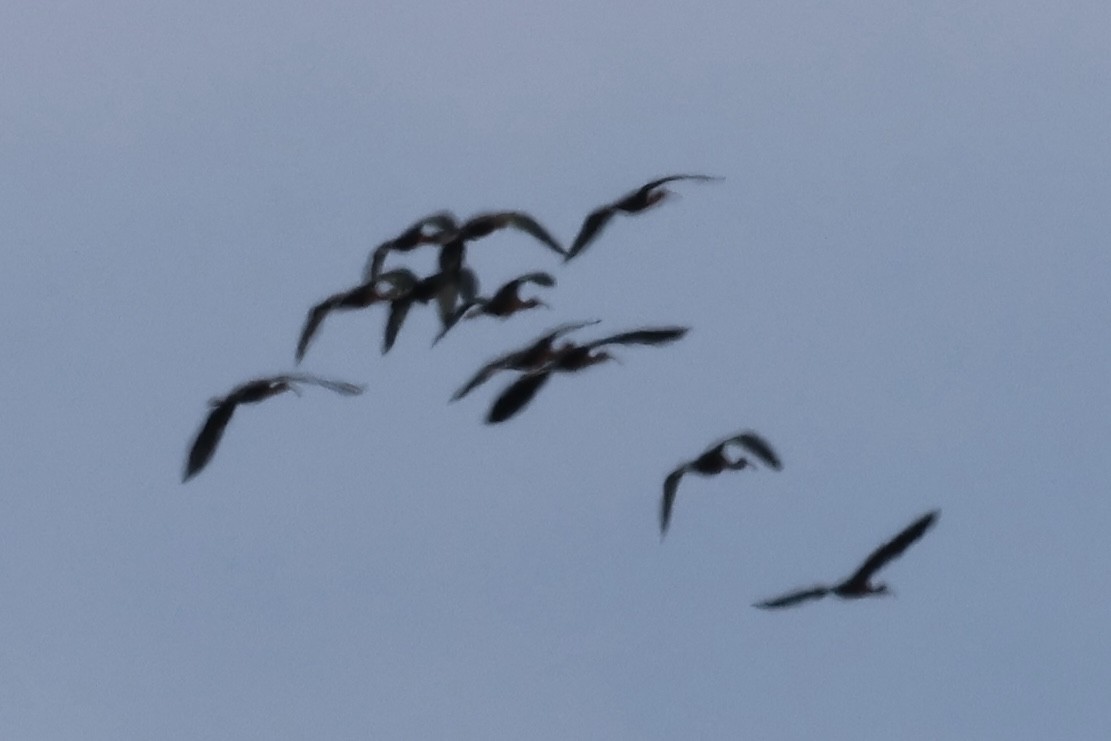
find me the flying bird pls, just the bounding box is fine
[364,211,459,281]
[432,272,555,345]
[435,210,565,277]
[564,174,723,262]
[381,267,479,354]
[182,373,365,482]
[485,326,690,424]
[452,211,565,256]
[754,510,940,609]
[660,431,782,536]
[295,269,416,362]
[449,319,601,401]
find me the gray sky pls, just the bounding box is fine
[3,1,1110,738]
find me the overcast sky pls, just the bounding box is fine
[3,1,1110,738]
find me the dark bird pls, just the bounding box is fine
[432,271,555,345]
[452,211,565,256]
[364,211,459,281]
[754,510,940,609]
[485,326,690,424]
[564,174,723,262]
[382,267,479,354]
[296,269,415,362]
[660,431,782,536]
[182,373,365,482]
[436,210,565,275]
[450,319,601,402]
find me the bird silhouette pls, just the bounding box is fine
[432,271,555,345]
[450,319,602,402]
[183,373,365,482]
[364,211,460,281]
[296,269,416,362]
[485,326,690,424]
[381,267,479,354]
[754,510,940,609]
[434,210,565,278]
[452,211,565,256]
[660,431,782,536]
[564,174,722,262]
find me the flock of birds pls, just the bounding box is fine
[182,174,939,610]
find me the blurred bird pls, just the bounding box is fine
[296,269,415,362]
[485,326,690,424]
[364,211,459,281]
[564,174,723,262]
[432,271,555,345]
[183,373,365,482]
[450,319,602,402]
[435,210,565,275]
[660,431,782,536]
[754,510,940,609]
[381,267,479,354]
[450,211,565,256]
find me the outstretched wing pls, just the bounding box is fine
[845,510,940,588]
[536,318,602,344]
[363,240,394,282]
[659,466,688,536]
[450,320,600,401]
[383,299,413,354]
[565,206,616,262]
[279,374,366,396]
[721,431,782,471]
[458,268,480,303]
[295,297,340,363]
[432,298,486,346]
[486,371,553,424]
[587,326,690,349]
[450,360,505,402]
[753,586,831,610]
[505,213,565,256]
[635,174,722,195]
[183,401,237,482]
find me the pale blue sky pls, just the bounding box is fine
[2,1,1110,738]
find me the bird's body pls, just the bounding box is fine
[454,211,565,255]
[435,210,565,275]
[382,267,479,353]
[450,320,601,401]
[564,174,722,261]
[364,211,459,281]
[296,270,415,362]
[754,510,940,609]
[182,373,365,482]
[659,431,782,535]
[485,325,690,424]
[433,272,555,345]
